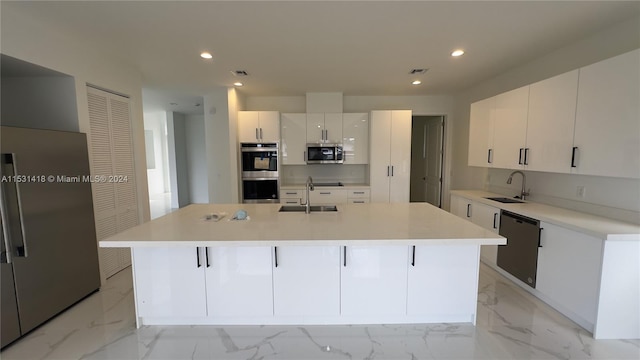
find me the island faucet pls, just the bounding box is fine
[507,170,529,200]
[302,176,314,214]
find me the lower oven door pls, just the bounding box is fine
[242,179,279,203]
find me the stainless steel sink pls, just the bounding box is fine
[278,205,338,212]
[485,197,525,204]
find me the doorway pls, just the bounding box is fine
[410,116,444,207]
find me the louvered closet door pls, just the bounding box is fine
[87,86,138,278]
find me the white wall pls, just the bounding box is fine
[204,88,241,203]
[451,16,640,223]
[185,114,208,203]
[167,112,190,208]
[2,4,151,222]
[143,111,169,195]
[1,76,79,132]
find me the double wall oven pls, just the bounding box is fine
[240,143,279,203]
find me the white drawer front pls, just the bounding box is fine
[349,198,370,204]
[348,189,370,198]
[310,189,347,204]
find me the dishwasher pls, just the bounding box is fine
[497,210,541,288]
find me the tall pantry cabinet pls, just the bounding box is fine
[370,110,412,203]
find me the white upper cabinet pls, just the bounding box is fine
[342,113,369,164]
[306,113,343,144]
[573,49,640,179]
[525,70,579,173]
[370,110,412,203]
[492,85,530,169]
[468,96,496,167]
[280,113,307,165]
[238,111,280,143]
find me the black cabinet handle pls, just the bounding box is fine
[387,166,390,176]
[524,148,529,165]
[487,149,493,164]
[205,247,210,268]
[466,204,471,218]
[411,246,416,267]
[493,213,498,229]
[196,247,201,268]
[518,148,524,165]
[391,166,394,176]
[274,247,278,268]
[571,147,578,168]
[319,192,331,195]
[343,246,347,267]
[538,228,544,248]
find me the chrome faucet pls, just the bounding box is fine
[302,176,314,214]
[507,170,529,200]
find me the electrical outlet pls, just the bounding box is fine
[577,186,586,198]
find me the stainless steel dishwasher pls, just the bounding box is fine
[497,210,541,288]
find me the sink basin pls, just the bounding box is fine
[485,197,525,204]
[278,205,338,212]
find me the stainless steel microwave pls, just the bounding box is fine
[306,144,343,164]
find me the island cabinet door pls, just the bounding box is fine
[132,247,207,318]
[204,247,274,317]
[273,246,340,317]
[407,245,479,321]
[340,246,408,316]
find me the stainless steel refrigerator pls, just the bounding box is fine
[1,126,101,348]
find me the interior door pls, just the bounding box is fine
[410,116,444,207]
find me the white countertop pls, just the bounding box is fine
[281,183,369,189]
[100,203,505,248]
[451,190,640,241]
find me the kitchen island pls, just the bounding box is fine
[100,203,505,327]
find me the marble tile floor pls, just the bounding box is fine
[2,264,638,360]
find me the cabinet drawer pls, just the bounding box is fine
[310,189,347,204]
[347,189,370,198]
[281,189,303,198]
[348,199,370,204]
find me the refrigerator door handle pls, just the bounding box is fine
[0,211,12,264]
[1,153,27,258]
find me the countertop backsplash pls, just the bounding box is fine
[281,164,368,186]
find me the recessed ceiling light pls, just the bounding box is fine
[234,82,243,87]
[412,80,422,85]
[200,52,213,59]
[451,49,465,57]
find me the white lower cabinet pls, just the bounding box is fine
[273,246,341,316]
[205,247,273,317]
[536,222,602,328]
[340,246,408,316]
[310,189,348,204]
[133,247,207,318]
[407,245,479,320]
[450,194,473,220]
[471,202,500,265]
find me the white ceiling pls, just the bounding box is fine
[4,1,639,115]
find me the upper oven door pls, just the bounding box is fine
[241,143,278,178]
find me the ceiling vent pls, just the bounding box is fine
[409,68,428,75]
[231,70,249,76]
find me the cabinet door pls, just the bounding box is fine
[342,113,369,164]
[273,246,340,316]
[370,111,392,202]
[132,247,206,318]
[205,247,273,317]
[341,246,408,316]
[323,113,343,144]
[526,70,579,173]
[238,111,260,143]
[471,202,500,265]
[389,110,412,203]
[574,49,640,179]
[450,195,472,220]
[306,113,325,143]
[536,222,602,326]
[468,97,496,167]
[407,245,479,319]
[258,111,280,143]
[492,86,530,169]
[281,113,307,165]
